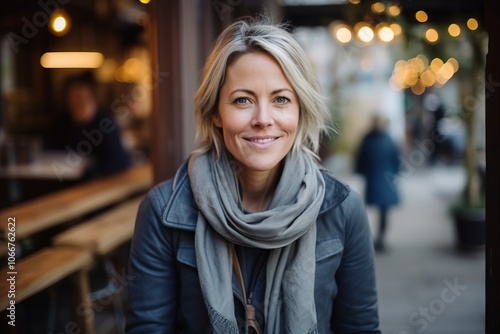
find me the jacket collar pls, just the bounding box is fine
[162,160,350,232]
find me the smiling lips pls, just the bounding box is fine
[244,136,280,146]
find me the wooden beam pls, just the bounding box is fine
[149,0,200,183]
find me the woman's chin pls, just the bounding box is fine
[236,157,284,174]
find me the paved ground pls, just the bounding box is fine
[323,155,485,334]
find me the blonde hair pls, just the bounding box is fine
[194,17,332,158]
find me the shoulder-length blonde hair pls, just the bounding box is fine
[194,17,332,158]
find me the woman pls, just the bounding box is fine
[126,18,380,334]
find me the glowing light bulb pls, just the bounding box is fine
[390,23,402,36]
[49,10,71,36]
[448,24,461,37]
[467,18,479,31]
[378,26,395,42]
[415,10,428,23]
[52,17,66,32]
[357,25,374,43]
[425,28,439,43]
[387,5,401,16]
[336,27,352,44]
[371,2,385,14]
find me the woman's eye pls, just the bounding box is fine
[234,97,249,104]
[275,96,290,104]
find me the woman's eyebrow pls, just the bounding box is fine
[271,88,294,95]
[230,88,294,96]
[230,89,256,96]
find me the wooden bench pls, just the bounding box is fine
[52,195,144,333]
[53,196,143,255]
[0,164,152,240]
[0,247,94,333]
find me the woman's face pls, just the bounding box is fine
[215,51,299,173]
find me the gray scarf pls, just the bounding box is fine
[188,149,325,334]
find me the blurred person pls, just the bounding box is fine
[423,93,447,164]
[127,18,380,333]
[51,71,131,179]
[356,114,401,252]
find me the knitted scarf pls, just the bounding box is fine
[188,149,325,334]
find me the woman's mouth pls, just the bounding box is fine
[244,136,280,147]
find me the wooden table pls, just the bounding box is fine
[0,164,152,240]
[0,151,87,180]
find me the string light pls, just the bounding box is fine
[415,10,428,23]
[371,2,385,14]
[448,24,461,37]
[467,18,479,30]
[390,55,459,95]
[387,4,401,16]
[425,28,439,43]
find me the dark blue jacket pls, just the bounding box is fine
[356,131,400,208]
[126,161,380,333]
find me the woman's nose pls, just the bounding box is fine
[251,104,274,128]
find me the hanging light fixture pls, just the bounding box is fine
[49,9,71,36]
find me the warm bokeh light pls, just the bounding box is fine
[53,17,67,32]
[328,22,353,44]
[425,28,439,43]
[430,58,444,73]
[96,59,118,83]
[435,62,455,85]
[420,69,436,87]
[349,0,361,4]
[416,54,429,68]
[371,2,385,14]
[139,0,150,4]
[336,27,353,44]
[410,57,426,73]
[447,58,460,72]
[49,10,71,36]
[390,54,457,94]
[387,4,401,16]
[390,23,402,36]
[411,81,425,95]
[357,26,375,43]
[40,52,104,68]
[467,18,479,30]
[415,10,428,23]
[378,26,395,42]
[448,24,461,37]
[404,71,419,87]
[116,57,149,83]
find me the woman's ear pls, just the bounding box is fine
[213,113,222,128]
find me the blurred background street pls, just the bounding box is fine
[325,155,485,334]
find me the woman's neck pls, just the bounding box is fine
[238,164,282,212]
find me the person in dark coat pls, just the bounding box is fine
[51,71,132,179]
[356,114,400,251]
